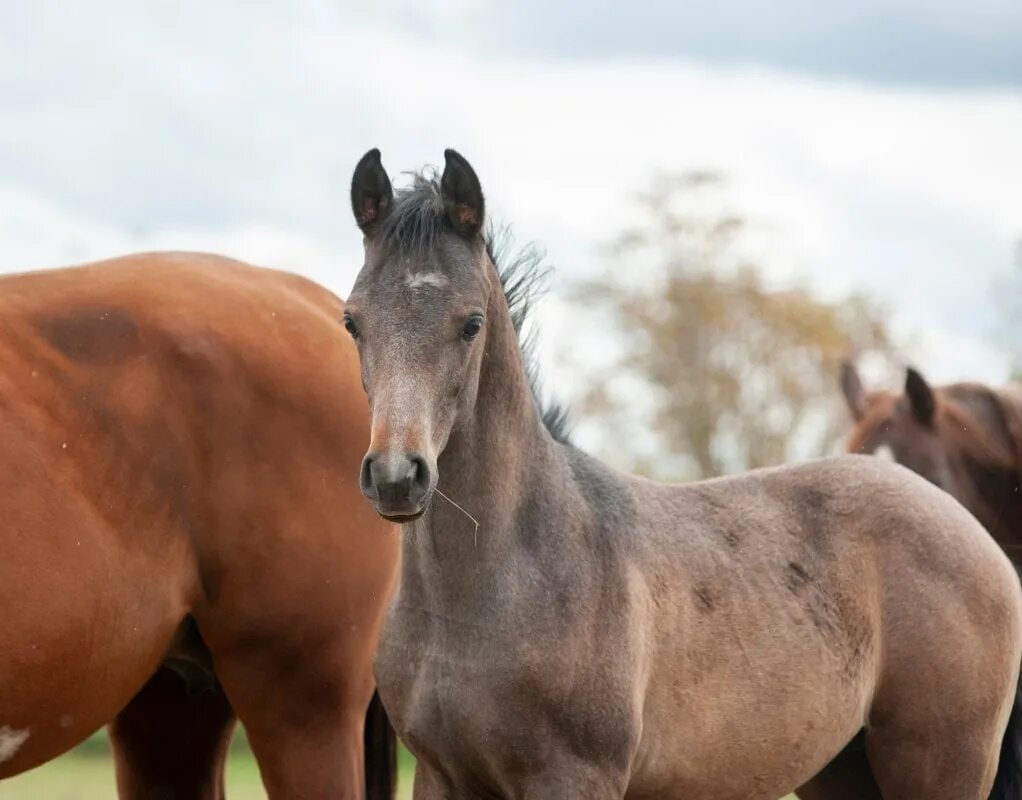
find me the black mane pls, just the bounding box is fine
[377,170,571,444]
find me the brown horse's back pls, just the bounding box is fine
[0,253,397,793]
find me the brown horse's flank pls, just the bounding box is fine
[0,253,399,799]
[348,150,1022,800]
[36,306,141,364]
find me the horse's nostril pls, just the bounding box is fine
[360,455,376,494]
[360,451,431,510]
[409,454,431,491]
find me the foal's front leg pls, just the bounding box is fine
[411,761,449,799]
[518,768,627,800]
[412,760,627,800]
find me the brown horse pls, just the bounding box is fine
[842,363,1022,561]
[343,148,1022,799]
[0,253,399,799]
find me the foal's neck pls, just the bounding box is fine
[401,273,562,602]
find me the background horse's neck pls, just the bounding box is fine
[954,387,1022,557]
[963,463,1022,555]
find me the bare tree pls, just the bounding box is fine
[571,172,893,480]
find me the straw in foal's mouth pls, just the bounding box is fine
[434,487,481,546]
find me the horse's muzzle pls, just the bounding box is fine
[360,451,432,520]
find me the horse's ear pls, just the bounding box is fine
[905,367,936,426]
[441,149,485,237]
[351,148,393,235]
[840,361,867,421]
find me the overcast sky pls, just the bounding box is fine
[0,0,1019,408]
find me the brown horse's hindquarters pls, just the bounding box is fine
[0,253,400,797]
[0,499,193,778]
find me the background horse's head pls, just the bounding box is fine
[841,362,1022,544]
[344,149,505,521]
[842,363,953,487]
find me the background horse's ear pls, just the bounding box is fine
[905,367,936,425]
[840,361,867,421]
[351,148,393,235]
[441,149,485,237]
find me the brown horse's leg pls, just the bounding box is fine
[796,731,882,800]
[109,667,235,800]
[209,641,372,799]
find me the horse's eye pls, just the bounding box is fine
[462,315,484,341]
[342,313,360,339]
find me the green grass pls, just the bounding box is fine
[0,731,793,799]
[0,731,416,800]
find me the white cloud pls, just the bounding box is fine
[0,3,1018,397]
[0,185,360,295]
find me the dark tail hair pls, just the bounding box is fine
[990,675,1022,800]
[364,689,398,800]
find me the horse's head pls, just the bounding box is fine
[841,362,1022,524]
[344,149,500,521]
[840,362,958,490]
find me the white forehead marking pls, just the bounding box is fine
[0,726,29,762]
[404,272,448,290]
[874,444,897,463]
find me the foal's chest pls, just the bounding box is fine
[376,605,545,756]
[375,599,638,790]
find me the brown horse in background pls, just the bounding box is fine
[0,253,399,799]
[842,363,1022,562]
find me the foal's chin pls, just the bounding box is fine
[380,509,425,523]
[373,496,431,524]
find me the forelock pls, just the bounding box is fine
[376,170,447,257]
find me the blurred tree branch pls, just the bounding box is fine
[571,172,894,480]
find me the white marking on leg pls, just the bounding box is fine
[405,272,448,289]
[0,726,29,763]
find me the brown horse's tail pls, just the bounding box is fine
[990,672,1022,799]
[365,689,398,800]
